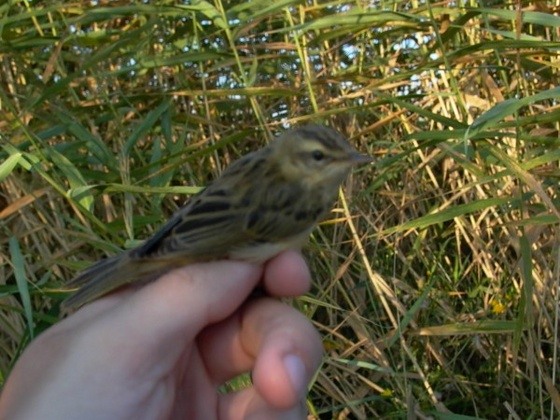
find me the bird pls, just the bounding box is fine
[61,124,372,311]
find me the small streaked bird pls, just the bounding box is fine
[62,124,372,311]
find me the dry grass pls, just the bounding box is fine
[1,1,560,418]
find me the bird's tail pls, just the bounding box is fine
[61,254,127,312]
[61,253,172,313]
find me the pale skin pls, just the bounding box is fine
[0,251,322,420]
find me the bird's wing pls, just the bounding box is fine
[135,181,326,262]
[130,185,248,260]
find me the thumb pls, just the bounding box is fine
[82,260,263,365]
[121,260,263,343]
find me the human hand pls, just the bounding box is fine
[0,251,322,420]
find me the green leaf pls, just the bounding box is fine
[177,0,227,30]
[468,86,560,138]
[380,197,516,235]
[44,148,95,211]
[9,237,34,339]
[123,100,171,156]
[0,152,22,182]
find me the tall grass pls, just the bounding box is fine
[1,1,559,417]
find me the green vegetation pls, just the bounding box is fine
[1,1,559,418]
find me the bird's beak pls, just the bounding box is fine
[349,153,374,165]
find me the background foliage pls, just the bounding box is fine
[1,0,560,418]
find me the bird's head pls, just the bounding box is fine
[271,124,372,189]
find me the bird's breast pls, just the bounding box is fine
[228,229,311,263]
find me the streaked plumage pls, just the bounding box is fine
[62,124,371,311]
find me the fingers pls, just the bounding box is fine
[243,299,322,409]
[89,260,265,369]
[64,251,312,378]
[219,387,307,420]
[117,251,309,350]
[262,250,311,296]
[200,298,322,410]
[52,251,319,415]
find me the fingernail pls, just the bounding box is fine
[283,354,307,397]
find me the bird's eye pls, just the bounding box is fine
[311,150,325,161]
